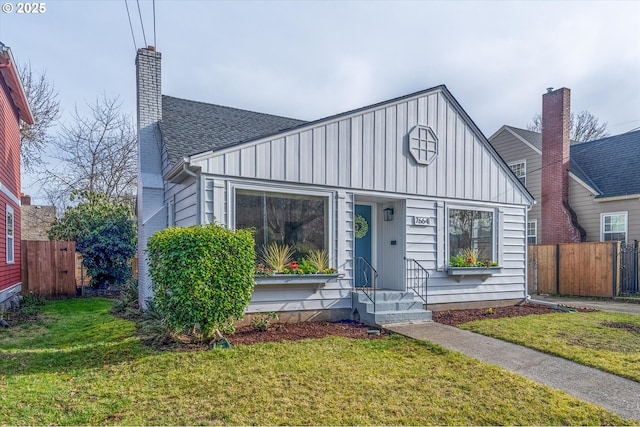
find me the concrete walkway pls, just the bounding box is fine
[385,321,640,422]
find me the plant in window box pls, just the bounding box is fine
[260,243,295,273]
[258,245,337,275]
[449,248,498,268]
[255,263,274,276]
[304,249,332,273]
[281,260,305,275]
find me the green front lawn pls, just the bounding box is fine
[0,298,634,426]
[460,311,640,382]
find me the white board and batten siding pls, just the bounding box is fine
[186,87,532,310]
[190,89,529,206]
[405,198,528,305]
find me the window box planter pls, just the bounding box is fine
[254,273,341,293]
[447,266,502,282]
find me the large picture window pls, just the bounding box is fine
[449,208,494,262]
[235,189,328,258]
[6,205,15,264]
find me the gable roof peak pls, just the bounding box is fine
[0,42,34,124]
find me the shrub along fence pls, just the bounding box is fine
[528,242,621,297]
[75,254,138,287]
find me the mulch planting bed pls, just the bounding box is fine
[228,302,594,345]
[432,301,596,326]
[230,320,387,346]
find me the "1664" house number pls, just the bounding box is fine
[413,216,430,226]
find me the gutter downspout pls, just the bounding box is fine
[524,201,536,301]
[525,295,577,312]
[180,160,202,225]
[520,201,576,311]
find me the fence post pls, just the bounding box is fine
[555,244,560,295]
[635,240,639,294]
[612,242,619,297]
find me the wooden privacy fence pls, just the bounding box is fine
[528,242,620,297]
[21,240,77,297]
[22,240,139,296]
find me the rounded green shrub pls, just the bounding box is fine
[146,224,255,339]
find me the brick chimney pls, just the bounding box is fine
[21,193,31,205]
[136,46,166,307]
[540,87,584,243]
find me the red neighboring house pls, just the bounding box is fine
[0,42,33,308]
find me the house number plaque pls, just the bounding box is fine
[413,216,430,226]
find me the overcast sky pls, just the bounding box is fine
[1,0,639,203]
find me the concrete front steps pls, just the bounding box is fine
[351,289,432,326]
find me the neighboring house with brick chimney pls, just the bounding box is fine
[0,42,34,308]
[490,87,640,245]
[136,46,534,323]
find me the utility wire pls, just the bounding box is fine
[124,0,138,52]
[153,0,157,48]
[136,0,148,47]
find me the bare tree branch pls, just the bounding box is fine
[527,110,610,143]
[38,95,136,210]
[18,63,61,172]
[571,110,610,142]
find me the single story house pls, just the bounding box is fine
[136,47,534,324]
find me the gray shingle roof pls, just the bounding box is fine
[508,127,542,151]
[569,158,602,194]
[508,126,580,150]
[504,126,640,198]
[570,130,640,198]
[160,95,307,167]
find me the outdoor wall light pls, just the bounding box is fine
[383,207,394,221]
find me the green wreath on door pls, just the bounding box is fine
[354,214,369,239]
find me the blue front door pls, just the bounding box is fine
[354,204,373,287]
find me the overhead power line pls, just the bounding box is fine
[124,0,137,52]
[136,0,148,47]
[153,0,157,48]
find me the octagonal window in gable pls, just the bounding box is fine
[408,125,438,165]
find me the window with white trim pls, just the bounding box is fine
[449,208,495,263]
[601,212,627,243]
[235,189,329,259]
[527,220,537,244]
[509,160,526,186]
[6,205,15,264]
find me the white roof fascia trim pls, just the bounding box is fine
[568,172,600,196]
[0,180,20,205]
[504,127,541,155]
[595,194,640,203]
[487,125,510,141]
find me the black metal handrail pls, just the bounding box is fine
[356,257,378,313]
[405,257,428,307]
